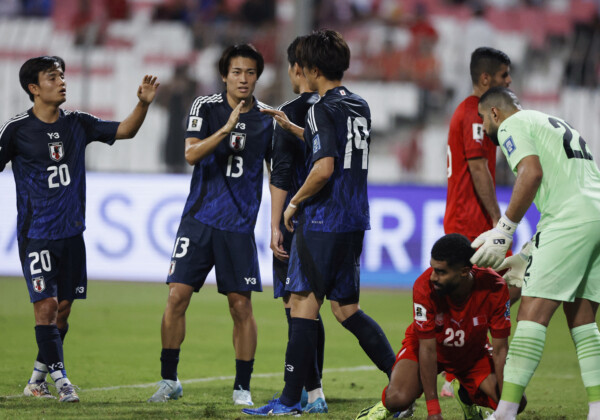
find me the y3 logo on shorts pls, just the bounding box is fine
[285,277,290,285]
[244,277,256,285]
[75,287,85,294]
[285,363,294,372]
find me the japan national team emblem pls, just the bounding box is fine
[49,142,64,162]
[32,276,45,293]
[229,132,246,151]
[169,260,176,276]
[503,136,516,156]
[414,303,427,321]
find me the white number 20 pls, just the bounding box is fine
[29,250,51,275]
[47,164,71,188]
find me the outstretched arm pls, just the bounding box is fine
[116,75,160,140]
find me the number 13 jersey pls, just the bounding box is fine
[0,109,118,240]
[182,92,273,233]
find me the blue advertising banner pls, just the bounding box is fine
[0,173,539,288]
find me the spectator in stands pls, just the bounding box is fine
[156,63,198,173]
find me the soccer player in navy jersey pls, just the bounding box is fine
[262,36,327,413]
[148,44,273,405]
[244,30,396,416]
[0,56,158,402]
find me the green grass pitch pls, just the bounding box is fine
[0,277,590,419]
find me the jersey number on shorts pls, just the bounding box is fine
[226,155,243,178]
[29,250,52,275]
[443,328,465,347]
[47,164,71,188]
[172,237,190,258]
[344,117,369,169]
[549,117,593,161]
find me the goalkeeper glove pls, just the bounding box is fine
[497,240,532,288]
[470,216,518,269]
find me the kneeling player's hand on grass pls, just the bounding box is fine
[471,216,517,269]
[497,240,532,288]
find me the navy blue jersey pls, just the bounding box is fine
[270,92,319,220]
[302,86,371,232]
[182,92,273,233]
[0,109,119,239]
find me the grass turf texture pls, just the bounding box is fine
[0,277,590,419]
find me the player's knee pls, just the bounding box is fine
[57,300,72,324]
[383,385,413,412]
[34,298,59,324]
[229,297,253,322]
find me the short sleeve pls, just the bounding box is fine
[412,269,437,339]
[498,117,539,172]
[489,281,511,339]
[0,121,15,171]
[306,104,338,163]
[270,124,296,191]
[185,97,212,139]
[463,107,488,160]
[77,112,119,146]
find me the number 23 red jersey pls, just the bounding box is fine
[407,266,511,372]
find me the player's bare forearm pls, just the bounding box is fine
[185,101,244,165]
[270,184,288,230]
[116,75,160,140]
[505,155,543,223]
[418,338,439,403]
[289,157,333,207]
[491,336,509,394]
[468,157,501,224]
[261,108,304,140]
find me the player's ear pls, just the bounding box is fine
[293,63,303,78]
[479,72,490,87]
[28,83,39,98]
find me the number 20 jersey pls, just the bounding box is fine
[182,93,273,233]
[498,109,600,231]
[302,86,370,233]
[0,109,118,240]
[409,267,511,370]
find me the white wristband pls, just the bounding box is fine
[288,202,297,209]
[496,215,518,237]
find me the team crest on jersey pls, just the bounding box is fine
[32,276,45,293]
[229,132,246,151]
[435,312,444,326]
[49,142,64,162]
[169,260,176,276]
[503,136,516,156]
[414,303,427,321]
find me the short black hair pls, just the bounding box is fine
[431,233,475,268]
[287,35,306,67]
[297,29,350,81]
[218,44,264,79]
[479,86,520,111]
[470,47,511,84]
[19,56,65,102]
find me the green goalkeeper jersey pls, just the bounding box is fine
[498,109,600,231]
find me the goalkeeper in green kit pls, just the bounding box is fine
[472,86,600,420]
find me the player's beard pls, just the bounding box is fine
[433,281,459,297]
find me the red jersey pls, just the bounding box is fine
[407,267,511,373]
[444,96,497,240]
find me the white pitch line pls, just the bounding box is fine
[2,365,377,398]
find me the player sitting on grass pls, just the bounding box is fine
[356,234,527,420]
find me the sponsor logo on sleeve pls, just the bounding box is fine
[229,132,246,151]
[414,303,427,321]
[472,123,484,144]
[48,142,64,162]
[503,136,516,156]
[187,117,203,132]
[312,134,321,154]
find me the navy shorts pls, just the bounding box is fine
[18,234,87,303]
[167,215,262,295]
[286,228,363,303]
[273,227,293,299]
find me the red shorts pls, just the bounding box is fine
[395,336,497,410]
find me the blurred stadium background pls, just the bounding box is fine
[1,0,597,286]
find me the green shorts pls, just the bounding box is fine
[523,221,600,303]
